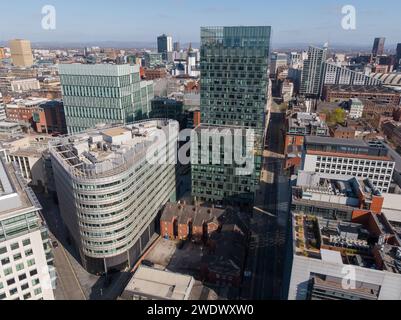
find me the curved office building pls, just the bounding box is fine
[49,119,178,273]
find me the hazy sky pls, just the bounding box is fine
[1,0,400,47]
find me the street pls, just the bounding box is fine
[244,108,291,300]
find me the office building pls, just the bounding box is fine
[59,64,154,134]
[173,42,180,52]
[0,158,56,300]
[286,210,401,300]
[291,171,385,221]
[192,26,271,207]
[302,136,395,193]
[300,46,328,97]
[144,52,163,69]
[150,97,185,128]
[5,97,49,125]
[396,43,401,67]
[157,34,173,61]
[32,100,67,135]
[372,37,386,57]
[9,39,34,67]
[49,119,178,274]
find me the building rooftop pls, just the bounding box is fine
[0,158,41,217]
[49,119,179,179]
[325,84,400,94]
[161,202,225,227]
[288,112,328,132]
[292,212,401,274]
[121,266,194,300]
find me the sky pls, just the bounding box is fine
[1,0,400,47]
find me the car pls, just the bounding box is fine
[141,260,154,267]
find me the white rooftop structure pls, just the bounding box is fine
[122,266,195,300]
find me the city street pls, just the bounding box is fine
[244,108,291,300]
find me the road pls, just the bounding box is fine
[37,192,131,300]
[244,110,291,300]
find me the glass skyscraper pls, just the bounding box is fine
[59,64,154,134]
[191,26,271,209]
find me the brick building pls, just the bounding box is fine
[324,85,401,106]
[160,202,225,242]
[144,68,167,80]
[33,100,67,134]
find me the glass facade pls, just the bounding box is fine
[192,26,271,208]
[59,64,154,134]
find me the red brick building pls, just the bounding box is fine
[160,202,225,242]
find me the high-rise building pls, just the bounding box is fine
[270,52,288,76]
[191,26,271,208]
[0,47,5,60]
[58,64,154,134]
[9,39,34,67]
[173,42,180,52]
[396,43,401,67]
[372,37,386,57]
[300,46,328,97]
[157,34,173,61]
[0,158,56,300]
[49,119,178,274]
[302,136,395,193]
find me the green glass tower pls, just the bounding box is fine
[59,64,154,134]
[191,26,271,209]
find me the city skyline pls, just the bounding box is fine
[1,0,401,47]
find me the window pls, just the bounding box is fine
[16,263,24,272]
[21,283,29,291]
[7,279,15,286]
[13,253,22,261]
[10,243,19,250]
[9,288,18,296]
[0,247,6,255]
[23,293,31,300]
[24,249,33,257]
[27,259,35,267]
[31,278,40,286]
[19,274,27,281]
[1,258,10,266]
[30,269,37,277]
[3,267,12,276]
[22,239,31,247]
[34,288,42,296]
